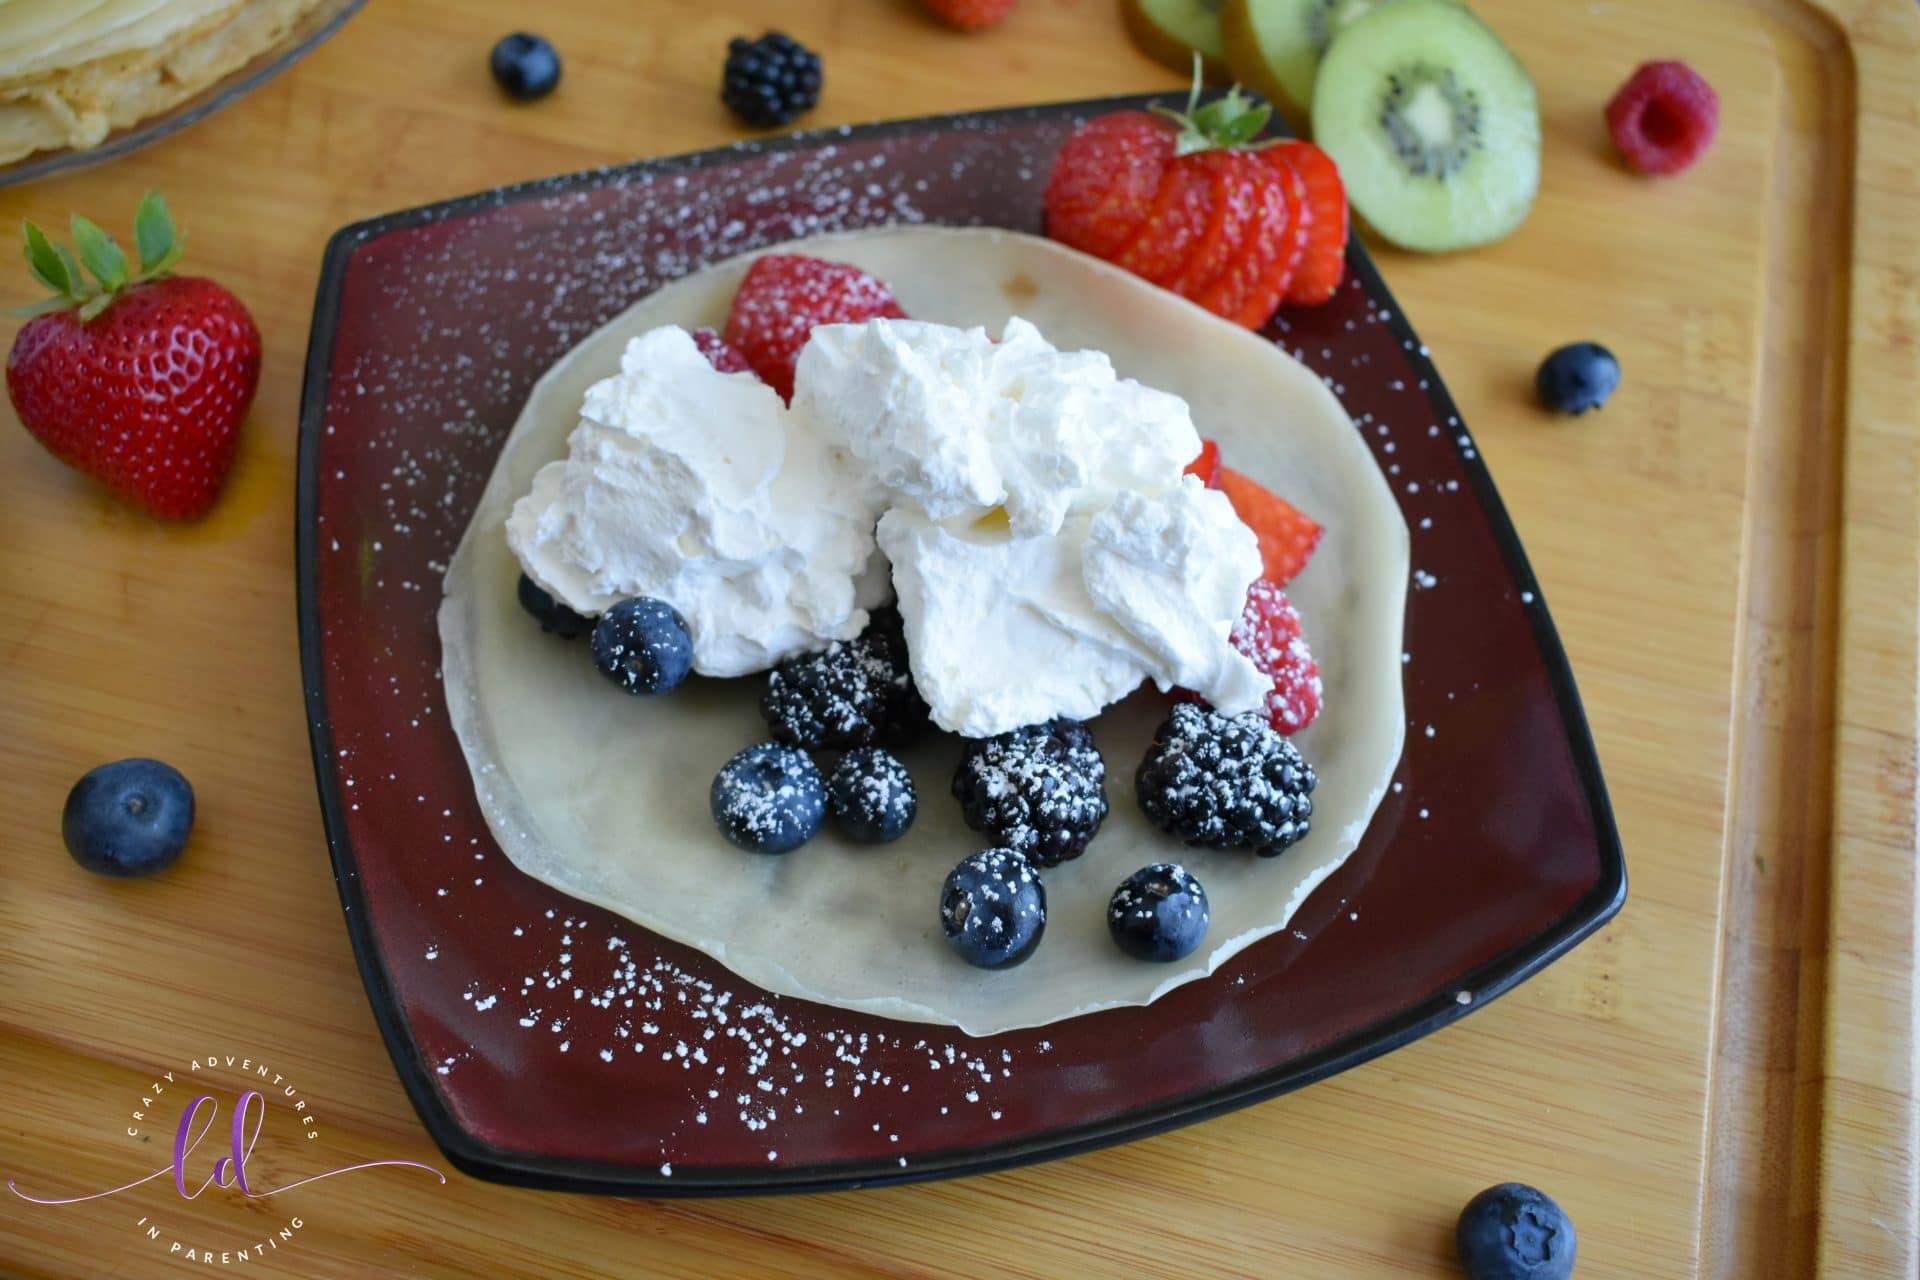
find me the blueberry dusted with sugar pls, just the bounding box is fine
[760,607,927,748]
[1136,703,1316,856]
[827,747,917,844]
[62,758,195,877]
[1456,1183,1577,1280]
[592,597,693,695]
[953,718,1109,867]
[722,31,822,129]
[516,573,592,639]
[940,848,1046,970]
[710,743,825,855]
[1536,341,1620,415]
[1108,863,1210,963]
[490,32,561,101]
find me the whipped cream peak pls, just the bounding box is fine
[506,326,886,678]
[796,317,1201,538]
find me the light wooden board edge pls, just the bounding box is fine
[1810,0,1920,1274]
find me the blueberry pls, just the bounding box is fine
[516,573,592,639]
[62,759,195,877]
[826,747,916,844]
[1107,863,1210,962]
[592,597,693,695]
[1536,342,1620,415]
[490,32,561,101]
[711,743,824,854]
[939,849,1046,970]
[1456,1183,1577,1280]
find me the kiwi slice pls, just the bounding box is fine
[1121,0,1229,80]
[1221,0,1460,125]
[1312,0,1539,251]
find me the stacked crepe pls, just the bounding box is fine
[0,0,325,165]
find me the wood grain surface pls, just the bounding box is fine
[0,1,1914,1276]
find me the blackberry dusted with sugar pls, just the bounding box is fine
[760,607,928,749]
[952,718,1108,867]
[1136,703,1316,856]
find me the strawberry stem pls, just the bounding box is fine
[15,191,184,320]
[1150,54,1279,157]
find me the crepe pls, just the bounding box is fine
[0,0,325,165]
[439,227,1408,1036]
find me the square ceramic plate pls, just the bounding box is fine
[297,96,1625,1195]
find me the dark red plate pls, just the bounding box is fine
[297,96,1624,1195]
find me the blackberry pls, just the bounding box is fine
[516,573,591,639]
[952,719,1108,867]
[760,608,928,749]
[1135,703,1317,856]
[722,32,822,129]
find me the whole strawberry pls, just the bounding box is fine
[915,0,1017,31]
[7,192,259,520]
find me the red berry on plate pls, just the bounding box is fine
[1184,438,1223,488]
[1043,111,1177,260]
[692,326,754,375]
[1230,577,1322,735]
[1043,73,1305,331]
[1115,156,1218,288]
[722,253,908,400]
[6,193,259,520]
[1218,465,1322,586]
[915,0,1018,30]
[1197,152,1303,330]
[1268,140,1347,307]
[1606,60,1719,176]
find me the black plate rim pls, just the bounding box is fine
[295,93,1627,1198]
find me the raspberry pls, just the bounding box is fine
[691,327,753,375]
[1606,61,1719,176]
[722,254,907,400]
[1229,578,1322,735]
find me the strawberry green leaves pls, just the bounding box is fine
[1151,54,1279,157]
[17,191,187,321]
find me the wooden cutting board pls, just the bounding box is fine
[0,0,1913,1276]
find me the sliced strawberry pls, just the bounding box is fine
[1197,153,1303,330]
[1166,151,1259,297]
[691,326,754,375]
[1184,438,1223,488]
[1114,159,1216,289]
[1219,465,1323,585]
[1230,577,1323,735]
[1042,112,1176,260]
[1269,141,1347,307]
[722,254,907,400]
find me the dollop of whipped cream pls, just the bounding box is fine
[505,315,1266,735]
[803,318,1266,738]
[506,327,886,678]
